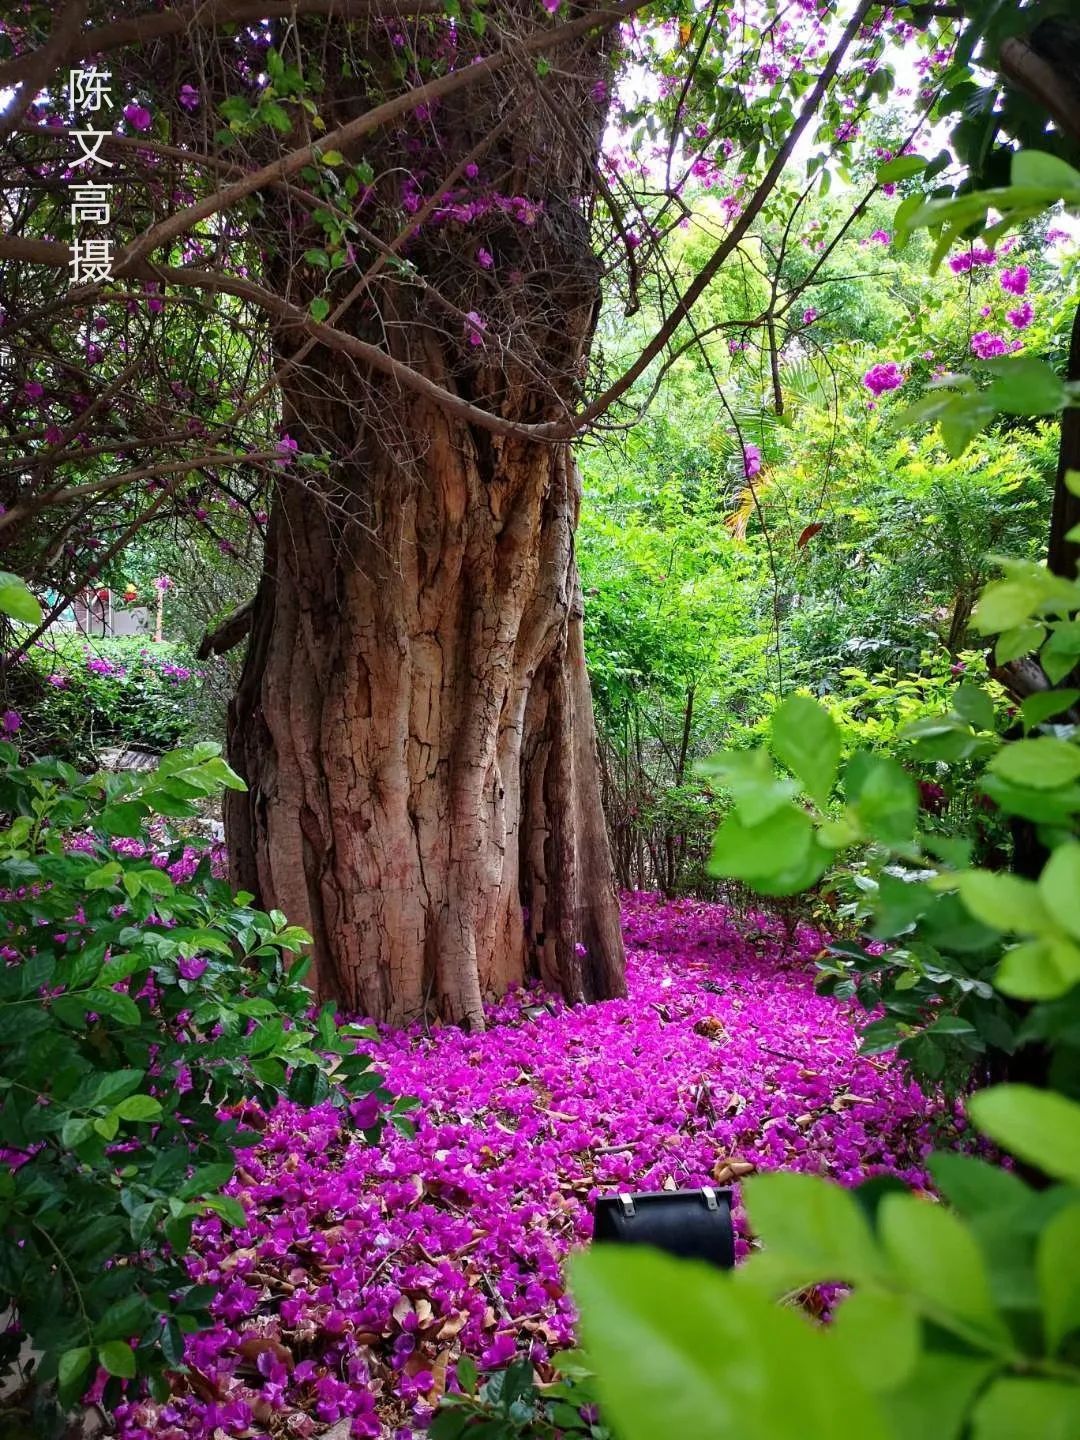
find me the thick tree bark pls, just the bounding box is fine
[218,7,626,1025]
[226,366,625,1027]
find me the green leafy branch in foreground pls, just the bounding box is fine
[563,555,1080,1440]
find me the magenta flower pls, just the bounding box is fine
[464,311,486,347]
[476,247,494,270]
[1000,264,1029,296]
[2,711,21,735]
[123,103,152,132]
[971,330,1008,359]
[1006,302,1033,330]
[178,84,200,112]
[869,229,890,245]
[862,362,904,396]
[46,673,67,688]
[802,307,818,325]
[24,380,44,401]
[275,434,299,466]
[834,120,858,143]
[743,443,762,478]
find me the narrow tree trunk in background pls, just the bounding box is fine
[226,370,624,1026]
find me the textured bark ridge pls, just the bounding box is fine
[226,382,625,1027]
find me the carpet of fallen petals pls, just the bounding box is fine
[115,893,957,1440]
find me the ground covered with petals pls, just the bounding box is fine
[116,894,955,1440]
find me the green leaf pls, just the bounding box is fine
[996,623,1046,664]
[988,739,1080,790]
[1037,1202,1080,1353]
[320,148,345,165]
[952,683,995,732]
[113,1094,163,1122]
[995,938,1080,1001]
[0,570,43,624]
[1011,150,1080,194]
[61,1117,96,1148]
[571,1247,891,1440]
[97,1339,137,1379]
[971,1379,1080,1440]
[829,1289,919,1390]
[57,1346,92,1400]
[968,1086,1080,1185]
[877,1193,1009,1346]
[928,1153,1030,1219]
[769,695,840,807]
[975,581,1053,635]
[1021,690,1080,731]
[846,753,918,845]
[741,1172,883,1288]
[310,296,331,323]
[457,1354,478,1395]
[1039,843,1080,939]
[708,805,812,881]
[980,357,1067,416]
[877,155,927,183]
[204,1194,248,1228]
[953,871,1051,934]
[99,802,149,838]
[881,1353,996,1440]
[697,749,798,825]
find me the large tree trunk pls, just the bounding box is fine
[226,364,625,1027]
[220,6,626,1025]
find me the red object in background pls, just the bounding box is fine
[95,587,110,604]
[123,584,138,603]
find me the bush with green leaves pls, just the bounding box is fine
[0,730,400,1432]
[3,635,209,768]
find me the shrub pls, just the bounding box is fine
[3,636,209,767]
[0,739,402,1434]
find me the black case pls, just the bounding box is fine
[592,1187,735,1269]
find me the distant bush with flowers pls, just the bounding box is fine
[3,636,209,766]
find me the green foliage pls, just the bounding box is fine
[430,1355,609,1440]
[570,1078,1080,1438]
[6,636,208,766]
[0,741,390,1424]
[704,560,1080,1092]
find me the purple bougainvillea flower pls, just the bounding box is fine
[802,307,818,324]
[476,247,494,270]
[971,330,1008,359]
[24,380,44,401]
[2,711,21,735]
[123,103,152,132]
[178,84,200,112]
[1000,264,1029,296]
[743,443,762,478]
[275,434,299,466]
[1006,302,1033,330]
[862,362,904,396]
[464,311,486,346]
